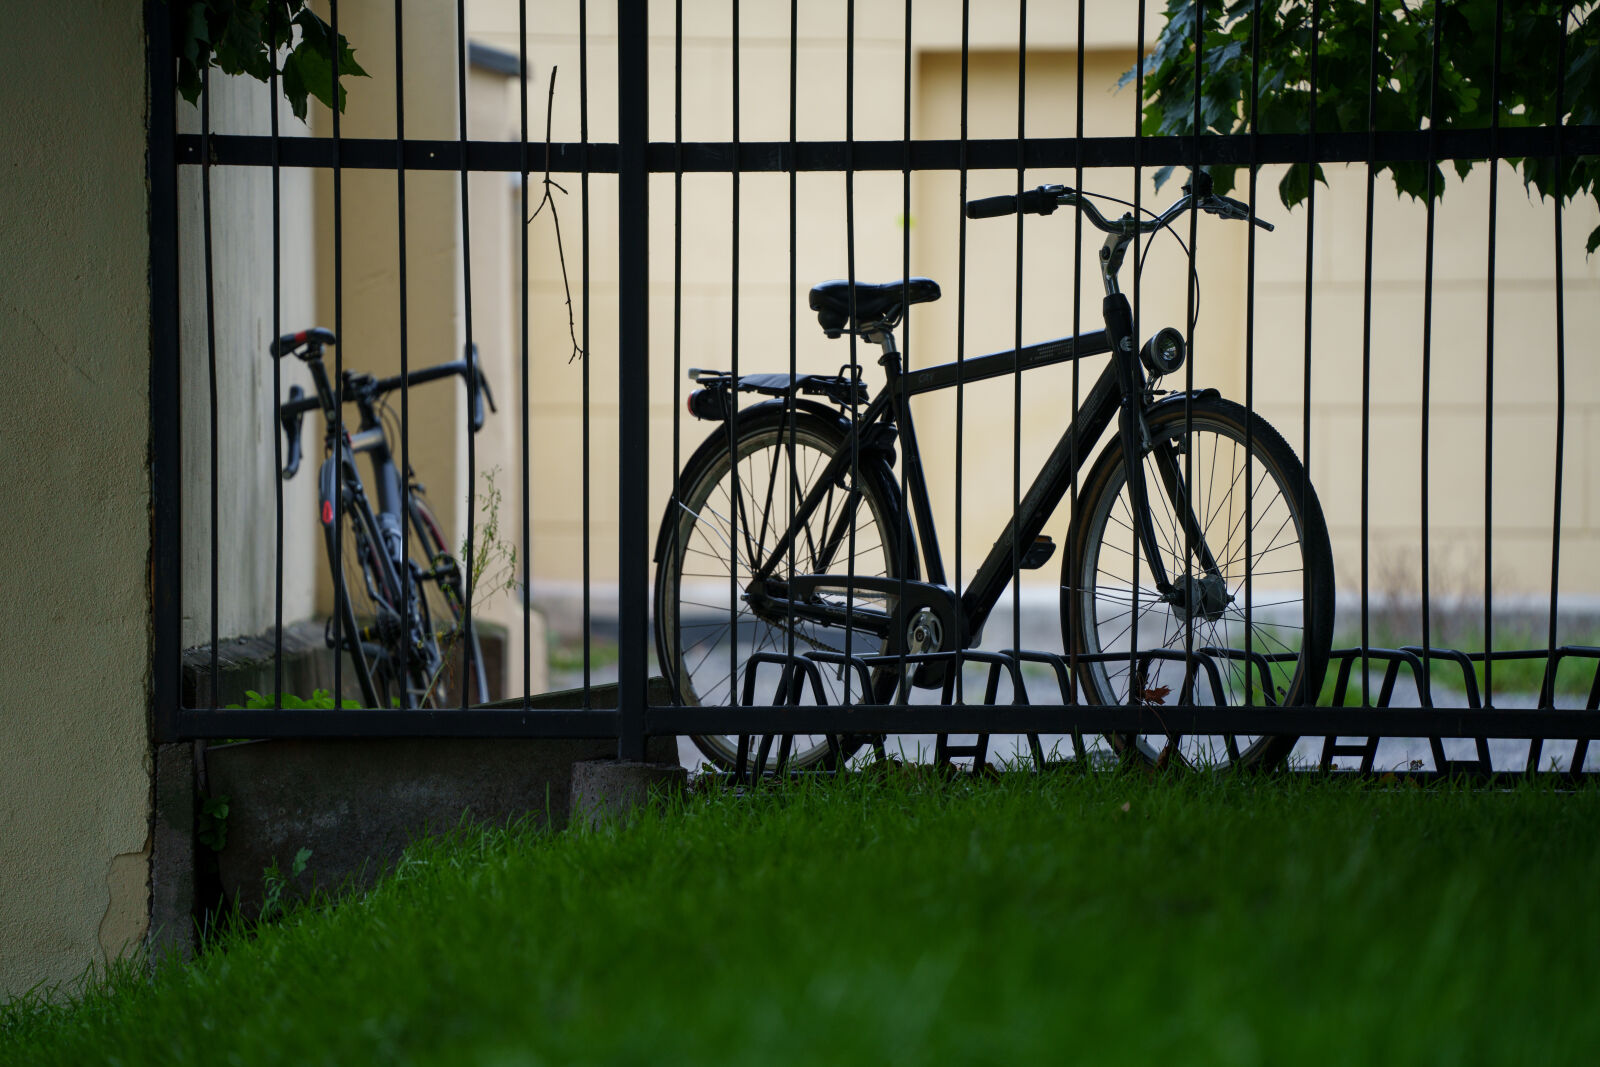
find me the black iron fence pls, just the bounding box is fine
[150,0,1600,775]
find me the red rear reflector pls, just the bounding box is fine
[321,500,334,525]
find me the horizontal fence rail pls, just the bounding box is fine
[150,0,1600,776]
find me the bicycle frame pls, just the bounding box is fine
[742,219,1220,656]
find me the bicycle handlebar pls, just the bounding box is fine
[270,327,337,358]
[275,336,497,480]
[965,172,1273,233]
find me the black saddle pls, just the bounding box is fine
[809,278,941,338]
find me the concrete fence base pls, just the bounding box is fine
[147,678,680,958]
[570,759,688,832]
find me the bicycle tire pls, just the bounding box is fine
[407,492,489,707]
[1061,397,1334,770]
[324,471,406,709]
[655,404,912,771]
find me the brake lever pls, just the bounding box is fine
[1204,194,1275,232]
[280,385,305,480]
[478,367,497,414]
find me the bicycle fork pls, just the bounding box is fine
[1100,293,1223,603]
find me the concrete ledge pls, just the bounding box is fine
[570,760,688,832]
[183,618,509,708]
[201,678,677,914]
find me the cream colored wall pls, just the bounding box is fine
[178,72,322,651]
[467,64,546,695]
[475,0,1598,617]
[0,0,153,995]
[1248,160,1600,610]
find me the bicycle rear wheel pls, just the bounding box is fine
[655,405,911,771]
[1061,397,1334,770]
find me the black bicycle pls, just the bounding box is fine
[655,171,1335,771]
[274,328,495,709]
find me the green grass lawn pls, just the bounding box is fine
[5,770,1598,1065]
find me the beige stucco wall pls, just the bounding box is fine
[0,0,152,995]
[470,0,1600,622]
[178,68,322,651]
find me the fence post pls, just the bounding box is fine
[147,0,182,743]
[616,0,650,761]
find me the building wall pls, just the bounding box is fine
[0,0,153,996]
[177,68,322,653]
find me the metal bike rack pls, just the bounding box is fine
[719,645,1600,782]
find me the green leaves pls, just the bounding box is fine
[198,795,230,852]
[1132,0,1600,252]
[227,689,363,710]
[169,1,367,121]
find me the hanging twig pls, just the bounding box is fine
[528,66,584,363]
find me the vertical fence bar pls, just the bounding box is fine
[1010,1,1026,663]
[201,69,220,710]
[952,0,969,708]
[456,0,478,710]
[518,0,531,706]
[896,0,912,709]
[270,53,284,707]
[580,0,592,706]
[1420,2,1441,718]
[1244,1,1260,723]
[616,0,651,760]
[727,0,741,713]
[1473,121,1503,709]
[843,0,858,702]
[1543,3,1571,757]
[1182,0,1200,722]
[1129,0,1146,723]
[396,0,413,702]
[147,0,182,740]
[1359,0,1377,708]
[670,0,683,710]
[330,0,346,708]
[1306,0,1323,763]
[784,0,798,702]
[1066,0,1083,734]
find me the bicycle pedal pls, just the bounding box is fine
[1019,535,1056,570]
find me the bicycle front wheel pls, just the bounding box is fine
[326,480,405,709]
[407,492,488,707]
[1061,397,1334,770]
[655,405,911,771]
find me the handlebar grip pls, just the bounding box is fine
[965,186,1063,220]
[965,194,1020,219]
[280,384,306,480]
[270,327,337,359]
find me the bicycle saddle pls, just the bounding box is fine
[809,277,940,337]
